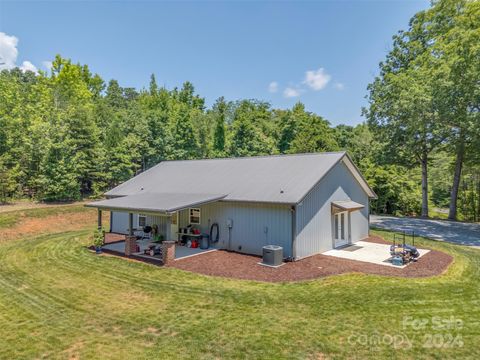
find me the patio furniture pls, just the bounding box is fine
[178,232,203,245]
[134,226,152,240]
[390,232,419,264]
[142,225,153,240]
[144,244,162,257]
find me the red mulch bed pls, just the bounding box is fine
[169,235,453,283]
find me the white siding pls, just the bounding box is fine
[295,160,369,259]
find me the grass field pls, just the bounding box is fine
[0,205,479,359]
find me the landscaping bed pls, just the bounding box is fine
[170,235,453,282]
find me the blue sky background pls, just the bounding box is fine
[0,0,429,126]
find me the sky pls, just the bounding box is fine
[0,0,430,126]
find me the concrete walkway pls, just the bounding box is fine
[371,215,480,246]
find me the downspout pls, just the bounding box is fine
[368,200,370,236]
[128,213,133,236]
[291,205,297,260]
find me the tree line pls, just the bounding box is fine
[0,0,478,221]
[365,0,479,220]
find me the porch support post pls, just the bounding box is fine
[125,212,136,256]
[128,212,133,236]
[161,213,176,264]
[165,214,172,241]
[161,241,176,264]
[97,209,102,230]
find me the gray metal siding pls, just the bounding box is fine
[110,211,169,236]
[145,214,169,236]
[295,161,369,258]
[111,211,134,234]
[178,202,292,257]
[110,202,292,257]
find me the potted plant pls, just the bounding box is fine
[153,234,164,243]
[93,228,105,254]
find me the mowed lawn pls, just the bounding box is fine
[0,205,479,359]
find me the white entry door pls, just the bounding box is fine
[334,211,348,248]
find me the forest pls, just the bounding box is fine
[0,0,478,221]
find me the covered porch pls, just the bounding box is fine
[102,233,217,261]
[87,192,226,264]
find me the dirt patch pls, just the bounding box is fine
[0,200,87,213]
[104,233,126,244]
[0,209,105,243]
[169,236,453,282]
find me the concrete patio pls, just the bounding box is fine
[323,241,430,268]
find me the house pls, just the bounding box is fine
[87,151,376,260]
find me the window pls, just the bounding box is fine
[334,215,339,239]
[138,214,147,228]
[189,208,200,224]
[171,212,178,225]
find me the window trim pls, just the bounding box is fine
[189,208,201,225]
[138,214,147,228]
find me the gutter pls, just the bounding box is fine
[84,195,227,214]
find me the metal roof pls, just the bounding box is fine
[104,152,376,204]
[86,192,227,213]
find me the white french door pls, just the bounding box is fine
[334,211,349,248]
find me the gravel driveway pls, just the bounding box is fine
[371,215,480,246]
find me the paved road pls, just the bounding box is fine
[371,215,480,246]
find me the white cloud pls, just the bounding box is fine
[333,82,345,90]
[303,68,331,91]
[0,32,19,69]
[20,60,37,73]
[0,32,38,73]
[268,81,278,93]
[283,87,301,98]
[42,60,53,71]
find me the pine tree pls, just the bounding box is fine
[0,156,17,203]
[149,74,158,96]
[212,97,227,154]
[170,104,199,160]
[38,142,80,201]
[289,105,338,154]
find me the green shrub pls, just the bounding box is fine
[93,228,105,248]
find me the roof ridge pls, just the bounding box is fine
[156,151,347,165]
